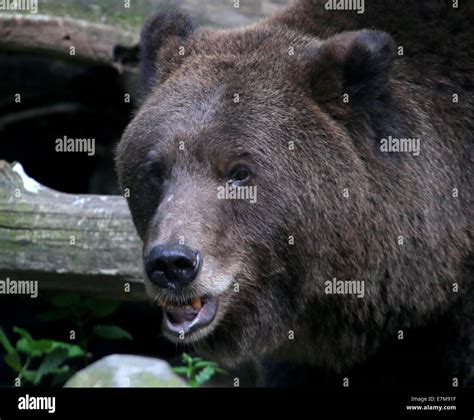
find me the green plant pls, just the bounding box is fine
[0,326,85,386]
[40,294,133,354]
[172,353,227,387]
[0,294,133,387]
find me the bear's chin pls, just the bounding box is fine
[160,299,268,367]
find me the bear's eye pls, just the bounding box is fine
[227,165,252,186]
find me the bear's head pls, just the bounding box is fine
[116,10,398,368]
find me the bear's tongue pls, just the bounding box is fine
[166,305,199,324]
[161,296,219,335]
[164,297,203,324]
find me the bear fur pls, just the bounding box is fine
[116,0,473,387]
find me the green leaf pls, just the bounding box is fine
[35,348,69,385]
[194,361,218,369]
[194,365,215,387]
[21,369,37,383]
[85,298,121,318]
[4,352,22,372]
[13,326,33,341]
[182,353,193,365]
[92,325,133,341]
[16,337,52,357]
[172,367,190,375]
[53,343,85,358]
[16,337,36,356]
[0,327,15,354]
[48,341,85,358]
[16,337,85,358]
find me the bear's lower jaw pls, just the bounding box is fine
[161,295,220,340]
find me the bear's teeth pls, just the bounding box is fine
[159,299,168,308]
[191,297,202,310]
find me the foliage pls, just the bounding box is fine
[40,294,133,353]
[0,326,84,386]
[172,353,227,387]
[0,294,132,386]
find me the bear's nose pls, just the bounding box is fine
[144,244,201,289]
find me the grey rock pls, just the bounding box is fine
[64,354,188,387]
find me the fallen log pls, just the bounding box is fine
[0,160,146,301]
[0,14,139,71]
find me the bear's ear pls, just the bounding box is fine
[309,30,395,105]
[139,10,195,95]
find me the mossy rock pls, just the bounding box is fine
[64,354,188,387]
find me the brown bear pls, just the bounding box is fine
[115,0,473,387]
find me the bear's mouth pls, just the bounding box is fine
[159,295,219,336]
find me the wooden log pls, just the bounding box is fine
[0,14,139,71]
[0,160,146,301]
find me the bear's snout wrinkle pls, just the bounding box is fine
[144,244,202,290]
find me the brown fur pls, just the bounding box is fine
[116,0,473,386]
